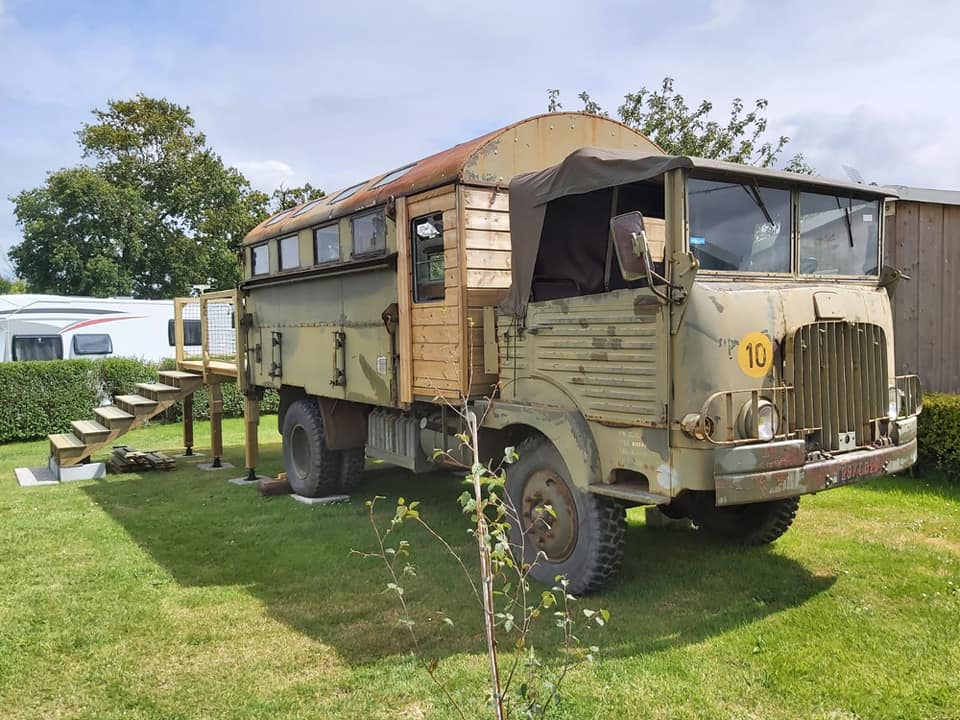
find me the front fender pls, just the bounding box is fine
[477,400,601,490]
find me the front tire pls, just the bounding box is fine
[692,496,800,545]
[505,437,626,595]
[281,398,341,497]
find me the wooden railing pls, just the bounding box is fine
[173,289,242,385]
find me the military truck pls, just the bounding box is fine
[235,113,922,593]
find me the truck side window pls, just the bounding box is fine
[251,243,269,275]
[412,213,445,303]
[351,209,386,257]
[278,235,300,270]
[314,224,340,264]
[12,335,63,361]
[72,333,113,356]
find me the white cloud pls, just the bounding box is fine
[233,160,296,194]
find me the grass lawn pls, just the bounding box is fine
[1,418,958,719]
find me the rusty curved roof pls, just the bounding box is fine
[241,112,657,246]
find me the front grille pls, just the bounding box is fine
[786,322,887,452]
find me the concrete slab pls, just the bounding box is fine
[15,466,59,487]
[197,462,234,471]
[228,475,269,486]
[291,493,350,506]
[49,457,107,483]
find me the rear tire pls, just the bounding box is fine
[692,496,799,545]
[338,448,366,493]
[505,437,626,595]
[281,398,341,498]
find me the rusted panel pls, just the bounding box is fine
[242,113,657,247]
[715,439,917,506]
[917,202,943,390]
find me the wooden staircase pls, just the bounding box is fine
[48,370,204,468]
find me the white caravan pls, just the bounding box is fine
[0,294,195,362]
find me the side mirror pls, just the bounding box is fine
[610,211,652,283]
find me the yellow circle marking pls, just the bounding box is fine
[737,331,773,378]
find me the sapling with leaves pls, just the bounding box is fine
[354,397,610,718]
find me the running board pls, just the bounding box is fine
[589,482,669,506]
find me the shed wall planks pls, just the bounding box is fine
[885,200,960,393]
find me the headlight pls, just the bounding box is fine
[738,399,779,441]
[887,386,900,421]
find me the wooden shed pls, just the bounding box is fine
[884,186,960,393]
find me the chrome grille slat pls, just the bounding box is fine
[789,321,887,452]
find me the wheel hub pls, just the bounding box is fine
[520,469,578,561]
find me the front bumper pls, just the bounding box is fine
[713,419,918,506]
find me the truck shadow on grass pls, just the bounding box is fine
[82,461,835,665]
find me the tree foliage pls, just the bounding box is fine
[10,94,273,298]
[270,183,325,213]
[549,78,813,173]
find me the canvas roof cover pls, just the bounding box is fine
[502,147,898,315]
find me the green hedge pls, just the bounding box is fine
[917,393,960,481]
[0,358,277,444]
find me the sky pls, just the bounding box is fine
[0,0,958,278]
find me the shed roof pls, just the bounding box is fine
[885,185,960,206]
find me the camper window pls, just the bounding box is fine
[72,333,113,356]
[279,235,300,270]
[12,335,63,361]
[167,319,202,347]
[412,212,445,303]
[251,243,269,275]
[351,209,386,257]
[314,224,340,264]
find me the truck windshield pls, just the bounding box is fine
[798,192,880,276]
[688,178,791,273]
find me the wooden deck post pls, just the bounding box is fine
[183,393,195,456]
[209,381,223,468]
[244,395,260,482]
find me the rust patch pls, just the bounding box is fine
[633,295,659,315]
[591,337,623,349]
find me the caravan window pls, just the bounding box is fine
[412,212,445,302]
[251,243,269,275]
[351,209,386,257]
[72,333,113,356]
[278,235,300,270]
[12,335,63,361]
[167,319,203,347]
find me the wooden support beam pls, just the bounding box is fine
[183,393,195,456]
[244,395,260,482]
[209,381,223,468]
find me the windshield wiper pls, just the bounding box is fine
[836,196,854,247]
[742,181,774,226]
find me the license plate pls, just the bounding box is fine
[838,457,886,483]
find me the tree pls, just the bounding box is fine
[270,183,325,212]
[0,277,27,294]
[549,78,813,173]
[10,94,272,298]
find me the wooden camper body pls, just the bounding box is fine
[239,113,661,408]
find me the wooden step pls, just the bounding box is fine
[49,433,87,462]
[136,382,181,401]
[71,419,111,444]
[157,370,204,390]
[94,405,135,430]
[114,394,157,417]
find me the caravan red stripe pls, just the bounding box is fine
[60,316,146,333]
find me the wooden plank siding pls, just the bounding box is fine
[406,185,465,400]
[885,200,960,393]
[461,185,512,395]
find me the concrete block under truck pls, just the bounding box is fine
[225,113,922,594]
